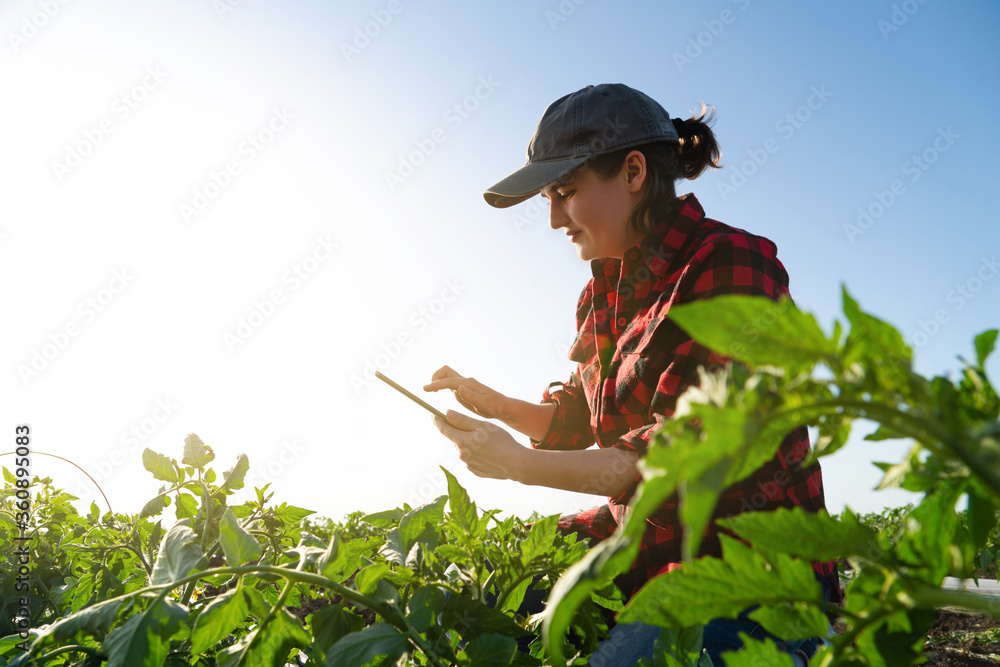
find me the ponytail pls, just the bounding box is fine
[674,103,722,180]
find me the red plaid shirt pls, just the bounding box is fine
[533,194,839,600]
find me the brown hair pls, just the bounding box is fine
[586,103,722,234]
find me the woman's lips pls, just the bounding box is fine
[567,230,581,241]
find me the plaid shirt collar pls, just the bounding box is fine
[590,192,707,283]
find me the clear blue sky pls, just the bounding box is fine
[4,0,998,522]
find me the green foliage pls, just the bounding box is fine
[545,287,1000,666]
[1,441,609,666]
[3,288,997,666]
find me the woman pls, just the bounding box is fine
[424,83,838,665]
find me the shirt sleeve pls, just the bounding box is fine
[609,231,792,501]
[531,282,597,451]
[530,373,596,450]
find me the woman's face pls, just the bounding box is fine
[541,152,647,261]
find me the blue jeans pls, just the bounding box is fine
[587,573,837,666]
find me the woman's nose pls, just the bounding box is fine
[548,201,566,230]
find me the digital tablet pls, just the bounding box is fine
[375,371,452,424]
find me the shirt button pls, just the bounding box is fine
[616,317,627,327]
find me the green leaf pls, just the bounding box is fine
[103,598,188,667]
[407,586,447,633]
[29,598,123,649]
[142,448,178,484]
[719,506,880,563]
[840,287,913,390]
[966,489,999,550]
[362,507,405,528]
[897,486,965,582]
[499,576,531,615]
[667,294,834,376]
[379,528,408,565]
[401,496,447,548]
[975,329,998,369]
[2,467,15,484]
[182,433,215,468]
[747,603,829,640]
[320,534,376,582]
[639,626,704,667]
[150,520,207,586]
[719,636,794,667]
[309,603,365,659]
[459,633,517,666]
[323,622,410,667]
[443,467,480,539]
[619,536,821,628]
[521,514,559,566]
[220,454,250,494]
[809,415,853,463]
[174,492,199,519]
[544,533,639,665]
[218,607,311,667]
[355,563,393,596]
[271,502,315,525]
[139,488,170,519]
[219,508,262,566]
[191,587,250,655]
[443,595,529,640]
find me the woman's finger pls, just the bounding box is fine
[457,386,498,418]
[429,365,460,382]
[423,377,467,392]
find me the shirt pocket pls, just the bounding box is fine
[613,317,674,416]
[617,316,666,356]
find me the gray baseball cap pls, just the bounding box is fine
[483,83,680,208]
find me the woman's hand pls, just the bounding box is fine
[433,410,525,480]
[434,408,640,496]
[424,366,557,441]
[423,365,515,421]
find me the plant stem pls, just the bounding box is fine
[909,585,1000,618]
[770,398,1000,494]
[22,644,105,664]
[39,564,449,667]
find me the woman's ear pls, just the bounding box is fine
[623,150,647,193]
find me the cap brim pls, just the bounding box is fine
[483,155,591,208]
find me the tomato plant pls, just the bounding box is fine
[3,288,998,666]
[2,436,616,666]
[544,288,1000,666]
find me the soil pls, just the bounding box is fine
[923,609,1000,666]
